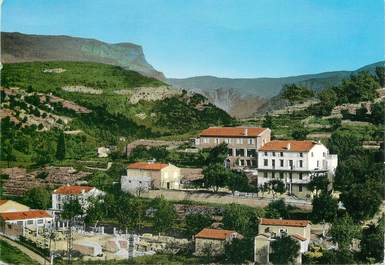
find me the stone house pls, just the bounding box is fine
[195,127,271,168]
[254,218,311,264]
[121,162,181,194]
[194,228,243,256]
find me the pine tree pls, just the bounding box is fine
[56,132,66,160]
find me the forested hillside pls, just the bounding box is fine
[0,61,234,165]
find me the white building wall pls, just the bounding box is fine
[121,175,152,194]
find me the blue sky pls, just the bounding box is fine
[2,0,384,78]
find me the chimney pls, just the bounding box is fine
[244,128,248,136]
[287,143,291,150]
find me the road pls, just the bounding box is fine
[0,235,49,265]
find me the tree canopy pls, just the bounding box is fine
[270,235,300,265]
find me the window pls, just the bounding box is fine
[264,152,268,156]
[299,152,303,157]
[299,173,303,180]
[298,184,303,192]
[228,149,233,156]
[272,172,275,178]
[311,152,314,157]
[279,172,284,179]
[239,138,243,144]
[264,159,268,166]
[280,159,284,167]
[248,138,254,145]
[247,149,256,157]
[272,152,276,157]
[37,219,44,224]
[299,160,303,168]
[27,220,34,225]
[236,149,245,157]
[317,160,320,167]
[215,138,219,144]
[264,172,268,178]
[323,152,326,157]
[280,152,284,157]
[289,160,293,168]
[272,160,276,168]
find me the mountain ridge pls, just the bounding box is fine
[1,31,165,80]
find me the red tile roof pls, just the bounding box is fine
[54,185,94,195]
[0,210,52,221]
[195,228,238,240]
[127,162,169,171]
[260,218,310,227]
[291,233,307,241]
[200,127,267,137]
[259,140,317,152]
[0,200,8,206]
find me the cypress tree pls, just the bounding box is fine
[56,132,66,160]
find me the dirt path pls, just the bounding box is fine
[0,235,48,265]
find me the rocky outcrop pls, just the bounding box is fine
[1,32,165,80]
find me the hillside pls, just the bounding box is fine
[1,32,165,80]
[0,61,234,164]
[168,61,384,118]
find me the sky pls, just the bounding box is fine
[2,0,384,78]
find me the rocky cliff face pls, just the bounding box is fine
[1,32,165,80]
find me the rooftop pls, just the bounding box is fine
[200,127,267,137]
[127,162,169,171]
[195,228,238,240]
[54,185,94,195]
[259,218,310,227]
[0,210,52,221]
[0,200,9,206]
[259,140,317,152]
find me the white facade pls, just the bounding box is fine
[4,216,53,228]
[51,186,105,212]
[257,142,338,197]
[121,175,152,194]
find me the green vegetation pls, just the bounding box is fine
[23,187,51,209]
[281,83,314,104]
[0,240,40,265]
[270,235,300,265]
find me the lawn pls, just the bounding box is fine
[0,239,40,265]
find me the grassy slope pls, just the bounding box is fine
[0,240,40,265]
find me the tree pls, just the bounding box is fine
[360,220,384,263]
[222,203,261,236]
[33,140,55,165]
[262,113,273,129]
[151,196,176,234]
[267,180,286,197]
[61,199,83,221]
[185,213,212,238]
[375,66,384,87]
[226,170,249,195]
[265,199,288,219]
[1,139,16,167]
[23,187,51,209]
[311,192,338,223]
[371,100,384,125]
[224,237,254,263]
[84,196,105,229]
[115,194,143,232]
[329,214,360,250]
[318,249,355,264]
[340,181,382,222]
[202,163,230,192]
[55,132,66,160]
[281,84,314,104]
[291,126,308,140]
[338,71,379,103]
[307,173,329,195]
[270,235,300,265]
[205,143,228,165]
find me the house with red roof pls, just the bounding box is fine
[257,140,338,197]
[194,228,243,256]
[121,161,181,194]
[195,127,271,168]
[0,210,53,236]
[51,185,105,212]
[255,218,312,264]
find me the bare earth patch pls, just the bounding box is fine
[62,85,103,94]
